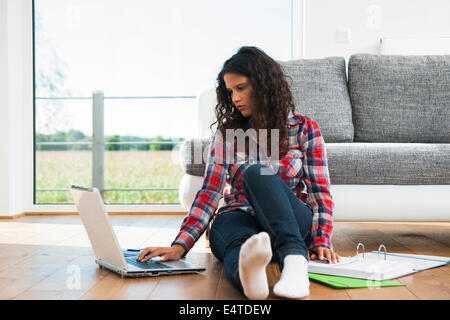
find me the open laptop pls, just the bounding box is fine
[70,185,206,277]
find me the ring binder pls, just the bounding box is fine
[378,245,387,260]
[356,243,365,259]
[356,243,388,260]
[309,242,450,281]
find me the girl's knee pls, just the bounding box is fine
[243,163,266,183]
[244,162,277,181]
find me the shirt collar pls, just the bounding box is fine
[287,109,300,127]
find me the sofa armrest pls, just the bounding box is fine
[179,138,211,176]
[178,173,225,211]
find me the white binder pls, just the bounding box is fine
[308,243,450,281]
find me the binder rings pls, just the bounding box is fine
[308,243,450,281]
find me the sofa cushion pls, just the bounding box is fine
[180,138,450,184]
[278,57,354,143]
[326,142,450,185]
[348,54,450,143]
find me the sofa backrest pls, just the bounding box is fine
[279,57,354,143]
[348,54,450,143]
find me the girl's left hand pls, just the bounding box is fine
[310,247,340,264]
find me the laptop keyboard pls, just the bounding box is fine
[125,257,174,270]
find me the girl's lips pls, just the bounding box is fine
[237,105,245,109]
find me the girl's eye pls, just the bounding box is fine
[227,86,245,95]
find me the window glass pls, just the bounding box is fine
[34,0,293,204]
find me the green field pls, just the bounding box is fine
[35,150,184,204]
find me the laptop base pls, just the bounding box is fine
[96,257,205,278]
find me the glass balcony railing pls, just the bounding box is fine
[34,93,196,204]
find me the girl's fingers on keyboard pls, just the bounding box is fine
[137,247,155,261]
[141,247,169,262]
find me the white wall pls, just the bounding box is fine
[0,0,32,216]
[304,0,450,59]
[0,0,10,216]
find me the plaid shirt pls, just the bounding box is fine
[172,110,334,253]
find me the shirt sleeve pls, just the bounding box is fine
[171,130,228,254]
[299,119,335,250]
[277,149,303,180]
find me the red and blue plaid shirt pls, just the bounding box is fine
[173,110,334,253]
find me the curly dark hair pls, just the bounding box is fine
[210,46,295,157]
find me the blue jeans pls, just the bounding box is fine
[209,163,313,295]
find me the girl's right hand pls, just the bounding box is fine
[137,244,186,262]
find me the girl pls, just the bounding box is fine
[137,46,340,299]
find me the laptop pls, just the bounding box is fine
[70,185,206,277]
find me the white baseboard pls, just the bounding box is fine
[179,175,450,221]
[331,185,450,221]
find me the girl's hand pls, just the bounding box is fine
[310,246,340,264]
[137,244,186,262]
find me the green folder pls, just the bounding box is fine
[308,273,405,289]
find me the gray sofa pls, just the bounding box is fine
[179,54,450,221]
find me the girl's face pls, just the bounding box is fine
[223,72,254,118]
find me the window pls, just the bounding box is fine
[34,0,296,205]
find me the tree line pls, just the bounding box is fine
[36,129,183,151]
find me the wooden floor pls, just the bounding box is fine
[0,215,449,300]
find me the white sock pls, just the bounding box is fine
[273,254,310,299]
[238,232,272,300]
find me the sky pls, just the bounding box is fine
[35,0,294,139]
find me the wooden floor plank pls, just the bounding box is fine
[147,252,222,300]
[373,222,450,300]
[266,263,282,300]
[0,215,150,299]
[214,264,246,300]
[396,267,450,300]
[0,216,448,300]
[346,285,419,300]
[306,280,352,300]
[81,271,160,300]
